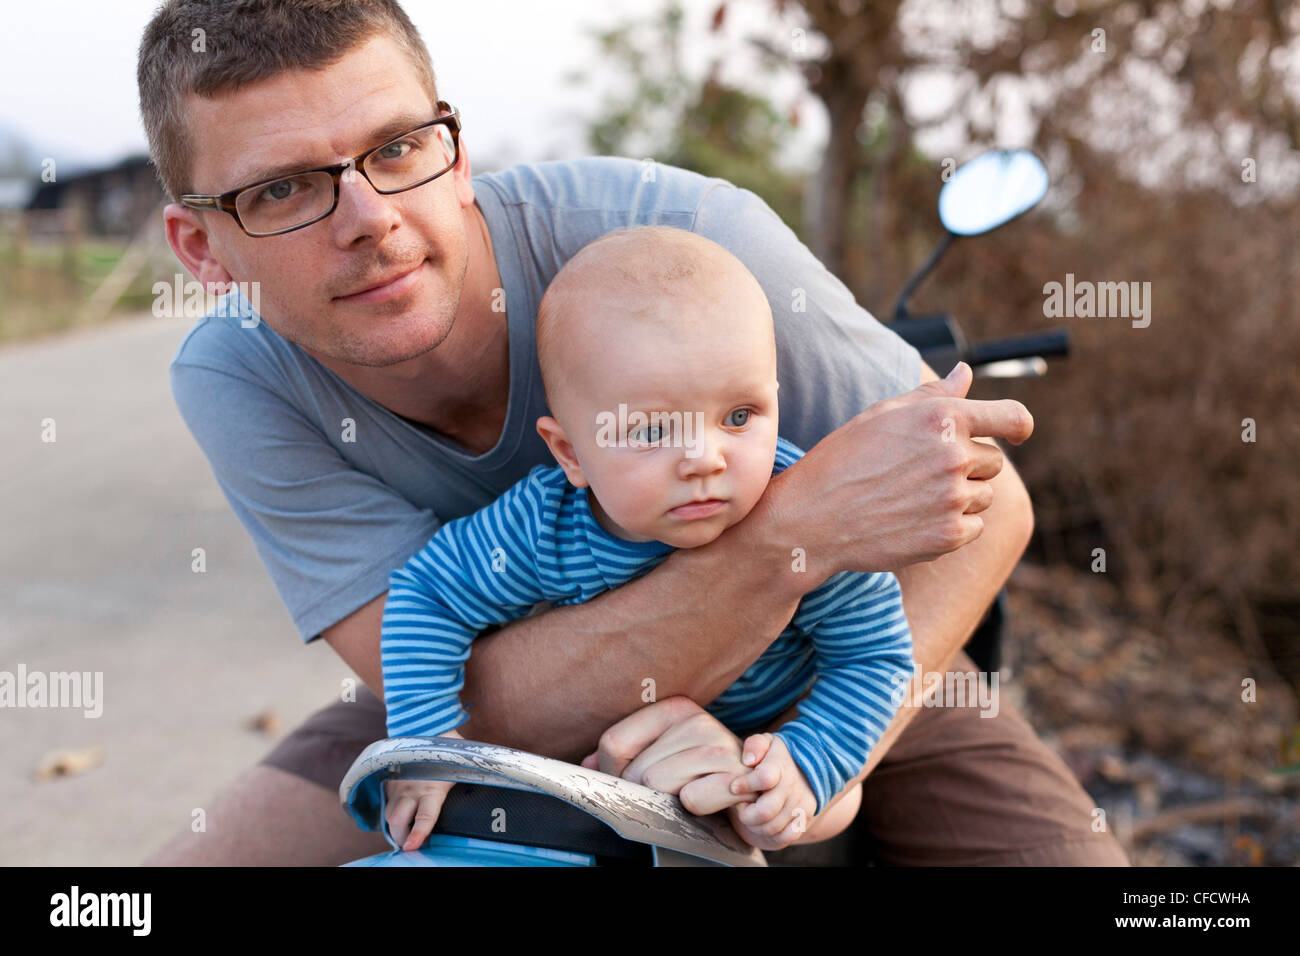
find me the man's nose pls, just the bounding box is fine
[329,165,401,247]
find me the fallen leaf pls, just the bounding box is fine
[246,709,280,735]
[35,746,104,781]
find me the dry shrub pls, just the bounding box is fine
[900,164,1300,680]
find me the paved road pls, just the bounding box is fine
[0,315,354,865]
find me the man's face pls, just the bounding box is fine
[171,34,472,367]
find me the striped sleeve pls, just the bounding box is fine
[380,475,547,738]
[772,570,915,814]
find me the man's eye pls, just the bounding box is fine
[257,178,303,203]
[376,140,415,161]
[726,409,751,427]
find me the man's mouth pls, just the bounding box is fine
[334,260,427,304]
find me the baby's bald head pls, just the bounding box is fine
[536,226,774,423]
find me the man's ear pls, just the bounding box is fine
[450,135,475,211]
[535,415,588,487]
[162,203,234,292]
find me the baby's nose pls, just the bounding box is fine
[677,438,726,475]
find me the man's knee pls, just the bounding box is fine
[141,764,388,867]
[860,652,1134,866]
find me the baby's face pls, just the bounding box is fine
[550,287,779,549]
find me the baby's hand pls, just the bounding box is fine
[724,733,818,852]
[383,730,463,852]
[384,778,455,852]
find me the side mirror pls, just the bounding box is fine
[938,149,1049,236]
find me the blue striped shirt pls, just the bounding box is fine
[380,436,915,813]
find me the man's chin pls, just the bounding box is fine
[318,299,458,366]
[336,333,452,369]
[293,317,452,369]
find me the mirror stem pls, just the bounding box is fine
[892,232,956,320]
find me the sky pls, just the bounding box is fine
[0,0,826,176]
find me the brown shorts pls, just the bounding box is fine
[262,649,1129,866]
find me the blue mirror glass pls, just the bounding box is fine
[938,149,1049,236]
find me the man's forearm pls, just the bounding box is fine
[783,453,1034,799]
[456,501,808,761]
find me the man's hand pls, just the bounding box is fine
[725,732,818,851]
[755,361,1033,578]
[382,729,463,852]
[580,696,754,817]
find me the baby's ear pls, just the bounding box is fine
[535,416,588,487]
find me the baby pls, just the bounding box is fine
[380,225,915,853]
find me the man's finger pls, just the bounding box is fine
[621,713,737,785]
[636,746,749,795]
[680,771,756,816]
[964,478,995,515]
[959,398,1034,444]
[592,696,704,778]
[965,441,1005,481]
[920,361,974,399]
[952,513,985,548]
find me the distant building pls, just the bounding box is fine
[26,155,165,237]
[0,177,35,210]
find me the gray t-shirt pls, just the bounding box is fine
[169,157,921,643]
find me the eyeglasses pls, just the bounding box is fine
[180,102,462,237]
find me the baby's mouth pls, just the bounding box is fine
[668,498,727,520]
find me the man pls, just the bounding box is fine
[139,0,1127,866]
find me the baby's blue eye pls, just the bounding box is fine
[632,424,666,444]
[726,409,751,427]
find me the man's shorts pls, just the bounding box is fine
[262,649,1129,866]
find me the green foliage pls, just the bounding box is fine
[573,1,806,238]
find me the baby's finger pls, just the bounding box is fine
[736,783,788,827]
[403,789,450,852]
[385,795,417,848]
[741,733,773,768]
[730,753,783,796]
[768,811,807,848]
[580,752,598,770]
[755,801,799,837]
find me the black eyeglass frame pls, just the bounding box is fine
[178,101,462,237]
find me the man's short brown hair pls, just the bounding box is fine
[137,0,438,202]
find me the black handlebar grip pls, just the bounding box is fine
[967,328,1070,365]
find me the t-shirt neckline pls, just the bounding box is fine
[294,186,535,468]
